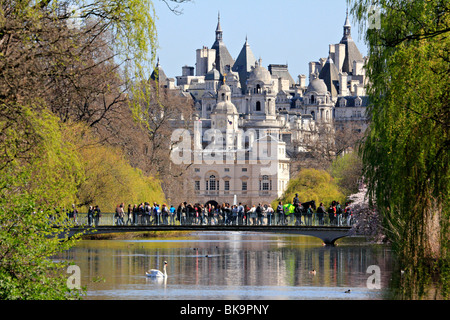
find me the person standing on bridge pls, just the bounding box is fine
[132,204,138,225]
[71,204,78,225]
[316,203,325,225]
[87,206,94,227]
[153,203,160,225]
[94,205,101,227]
[115,204,123,225]
[248,205,256,225]
[169,205,176,225]
[293,194,300,209]
[161,204,169,225]
[266,204,274,225]
[276,202,284,225]
[336,202,342,226]
[177,203,185,225]
[293,194,301,225]
[126,204,133,225]
[306,204,313,226]
[328,203,336,225]
[237,203,244,225]
[255,204,263,225]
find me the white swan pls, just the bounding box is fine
[146,261,167,278]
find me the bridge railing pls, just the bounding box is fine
[68,212,355,227]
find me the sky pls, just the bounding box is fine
[151,0,368,80]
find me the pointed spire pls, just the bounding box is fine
[343,9,351,37]
[216,12,222,32]
[215,11,223,41]
[344,8,351,27]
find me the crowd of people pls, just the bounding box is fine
[103,194,354,227]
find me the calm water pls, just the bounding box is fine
[59,232,395,300]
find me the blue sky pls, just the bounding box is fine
[152,0,367,80]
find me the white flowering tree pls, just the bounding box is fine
[348,185,386,243]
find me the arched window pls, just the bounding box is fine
[256,84,261,93]
[256,101,261,111]
[310,95,315,104]
[311,111,315,120]
[209,175,216,191]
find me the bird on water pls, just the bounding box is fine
[146,261,168,278]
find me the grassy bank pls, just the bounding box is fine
[81,230,192,240]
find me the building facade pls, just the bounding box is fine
[161,12,369,206]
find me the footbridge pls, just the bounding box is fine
[61,225,353,246]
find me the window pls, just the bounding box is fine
[310,95,315,104]
[256,101,261,111]
[242,181,247,191]
[194,168,200,172]
[242,168,247,172]
[209,175,216,190]
[260,175,271,191]
[194,181,200,191]
[224,168,230,172]
[224,180,230,191]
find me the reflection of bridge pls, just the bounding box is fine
[62,225,352,246]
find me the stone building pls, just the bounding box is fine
[161,12,369,206]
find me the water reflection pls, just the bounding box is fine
[58,232,394,299]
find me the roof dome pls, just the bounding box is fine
[214,101,238,114]
[218,83,231,93]
[214,83,238,114]
[306,78,328,95]
[205,68,222,81]
[248,60,272,84]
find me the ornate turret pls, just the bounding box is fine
[211,13,235,75]
[339,10,363,75]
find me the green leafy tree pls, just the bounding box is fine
[274,168,346,208]
[71,122,165,212]
[348,0,449,265]
[330,152,363,196]
[0,107,84,299]
[0,0,189,299]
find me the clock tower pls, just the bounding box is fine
[211,82,240,150]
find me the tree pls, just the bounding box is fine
[290,120,365,172]
[129,77,195,204]
[348,0,449,265]
[0,108,84,299]
[274,168,346,208]
[0,0,189,299]
[70,122,165,212]
[330,151,363,196]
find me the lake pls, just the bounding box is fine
[59,232,394,300]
